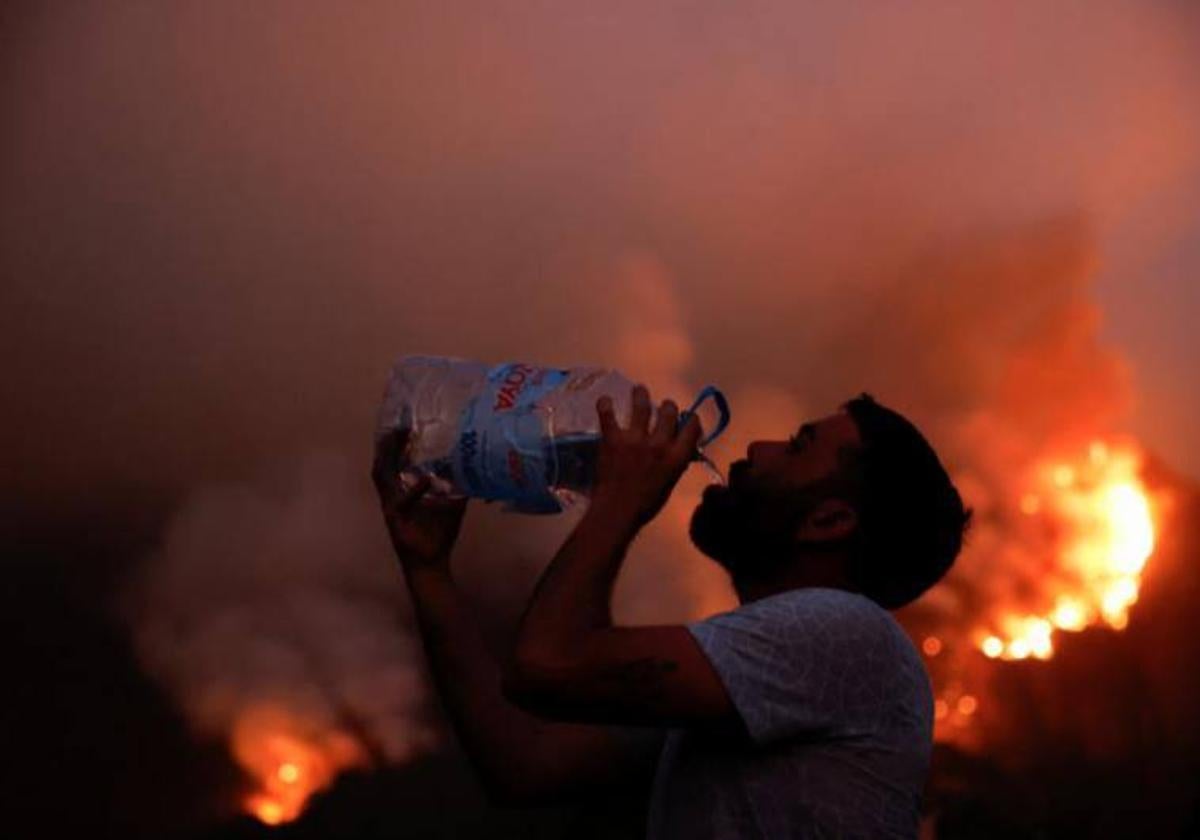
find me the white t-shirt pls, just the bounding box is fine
[646,588,933,839]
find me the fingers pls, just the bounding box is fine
[393,472,432,513]
[597,395,619,439]
[372,428,399,473]
[372,427,412,489]
[671,412,704,461]
[597,387,693,449]
[372,437,398,497]
[630,384,651,435]
[650,399,679,445]
[598,386,653,438]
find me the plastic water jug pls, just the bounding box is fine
[376,356,730,513]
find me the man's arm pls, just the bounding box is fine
[505,386,738,729]
[372,431,661,805]
[403,561,663,803]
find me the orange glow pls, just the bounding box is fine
[1051,598,1087,631]
[1053,465,1075,488]
[957,695,978,716]
[249,796,285,826]
[934,699,949,721]
[922,636,943,657]
[974,440,1158,661]
[233,704,367,826]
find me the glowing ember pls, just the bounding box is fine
[975,440,1158,661]
[248,795,286,826]
[232,704,367,826]
[278,762,301,784]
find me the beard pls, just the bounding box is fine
[689,476,806,581]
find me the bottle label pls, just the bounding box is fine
[453,362,570,511]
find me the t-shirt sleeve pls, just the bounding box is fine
[687,589,908,744]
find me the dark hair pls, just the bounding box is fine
[837,394,971,609]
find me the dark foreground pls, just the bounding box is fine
[5,474,1199,839]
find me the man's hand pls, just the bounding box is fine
[592,384,703,528]
[370,428,660,809]
[371,428,467,571]
[509,384,733,730]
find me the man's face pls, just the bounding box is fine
[689,410,862,575]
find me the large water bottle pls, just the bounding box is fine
[375,356,731,514]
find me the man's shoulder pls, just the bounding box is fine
[714,587,925,679]
[684,585,932,747]
[733,586,893,626]
[689,586,914,668]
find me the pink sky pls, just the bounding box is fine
[3,1,1198,507]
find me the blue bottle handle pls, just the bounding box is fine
[678,385,730,449]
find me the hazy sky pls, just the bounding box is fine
[3,1,1198,507]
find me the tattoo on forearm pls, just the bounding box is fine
[595,657,679,698]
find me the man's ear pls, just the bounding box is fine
[795,498,858,544]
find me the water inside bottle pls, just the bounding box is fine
[547,434,600,493]
[398,450,461,498]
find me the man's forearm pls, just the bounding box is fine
[516,497,643,656]
[402,565,571,800]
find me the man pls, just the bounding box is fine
[372,386,970,838]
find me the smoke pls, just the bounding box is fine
[121,249,720,798]
[4,0,1200,813]
[123,453,437,771]
[873,221,1133,614]
[4,1,1199,501]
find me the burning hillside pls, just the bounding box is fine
[912,436,1167,746]
[233,704,368,826]
[920,459,1200,837]
[977,439,1158,658]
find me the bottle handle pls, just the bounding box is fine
[678,385,730,449]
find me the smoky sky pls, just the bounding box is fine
[3,0,1200,508]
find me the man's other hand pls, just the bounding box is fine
[371,428,467,571]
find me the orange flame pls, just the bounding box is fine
[232,704,367,826]
[975,439,1157,662]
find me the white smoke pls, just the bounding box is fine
[124,452,437,765]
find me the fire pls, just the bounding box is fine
[278,762,301,784]
[248,795,286,826]
[932,683,980,730]
[974,439,1158,661]
[232,704,367,826]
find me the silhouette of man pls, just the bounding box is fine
[372,386,969,838]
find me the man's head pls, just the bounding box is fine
[689,394,970,609]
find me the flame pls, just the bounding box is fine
[232,704,367,826]
[974,439,1158,661]
[932,683,980,731]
